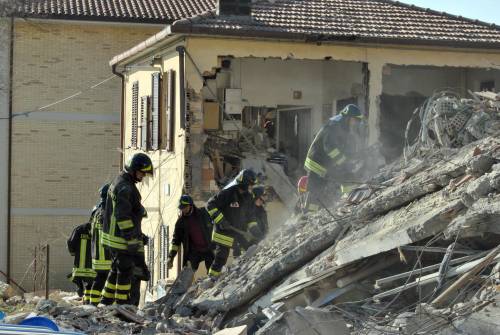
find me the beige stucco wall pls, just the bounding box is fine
[10,19,161,290]
[0,18,12,280]
[115,34,500,284]
[185,37,500,143]
[123,51,186,284]
[227,58,364,132]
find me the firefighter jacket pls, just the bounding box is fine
[206,185,257,247]
[168,206,213,265]
[90,205,112,271]
[102,172,145,253]
[304,117,352,178]
[67,222,96,281]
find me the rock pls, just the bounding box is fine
[6,295,23,305]
[3,312,30,324]
[0,281,19,300]
[35,299,57,313]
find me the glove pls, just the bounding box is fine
[167,257,174,270]
[216,218,230,231]
[142,234,149,246]
[248,225,263,240]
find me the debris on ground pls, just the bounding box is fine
[1,90,499,334]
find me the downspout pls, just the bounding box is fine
[175,46,187,271]
[176,46,186,129]
[112,65,125,171]
[7,16,14,282]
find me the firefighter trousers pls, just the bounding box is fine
[186,250,214,273]
[208,226,234,277]
[89,270,108,305]
[305,171,326,212]
[101,252,134,305]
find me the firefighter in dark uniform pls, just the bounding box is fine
[67,221,96,304]
[206,169,258,278]
[166,195,214,273]
[251,186,269,242]
[304,104,364,212]
[100,153,153,305]
[88,184,111,305]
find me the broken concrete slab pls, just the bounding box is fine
[214,325,248,335]
[445,195,500,238]
[191,212,348,312]
[315,192,464,268]
[258,307,349,335]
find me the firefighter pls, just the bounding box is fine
[88,183,111,305]
[166,195,214,273]
[304,104,364,212]
[251,186,269,242]
[206,169,258,278]
[67,221,96,304]
[100,153,153,305]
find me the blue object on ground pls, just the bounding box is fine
[19,316,59,331]
[0,310,5,322]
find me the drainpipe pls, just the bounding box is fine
[7,16,14,282]
[112,65,125,171]
[176,46,186,129]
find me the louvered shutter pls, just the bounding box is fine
[166,70,176,152]
[140,96,150,151]
[131,82,139,148]
[151,73,161,150]
[160,225,169,279]
[147,238,155,290]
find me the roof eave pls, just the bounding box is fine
[170,24,500,51]
[110,26,185,70]
[15,13,172,25]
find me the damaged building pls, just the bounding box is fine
[109,0,500,283]
[1,0,500,334]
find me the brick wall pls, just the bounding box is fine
[10,19,160,289]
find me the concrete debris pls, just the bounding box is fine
[3,90,500,334]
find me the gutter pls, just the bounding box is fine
[170,22,500,51]
[7,16,14,282]
[111,65,125,171]
[110,26,173,67]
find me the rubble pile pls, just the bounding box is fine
[174,91,500,334]
[2,91,499,334]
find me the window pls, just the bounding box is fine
[151,73,161,150]
[140,96,150,151]
[159,225,169,280]
[131,82,139,148]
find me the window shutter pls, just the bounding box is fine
[160,225,169,279]
[166,70,176,152]
[147,238,155,291]
[131,81,139,148]
[151,73,161,150]
[140,96,150,151]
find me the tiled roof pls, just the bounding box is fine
[171,0,500,48]
[19,0,215,23]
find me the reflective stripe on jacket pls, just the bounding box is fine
[90,206,112,271]
[304,120,349,178]
[102,172,145,253]
[67,222,96,280]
